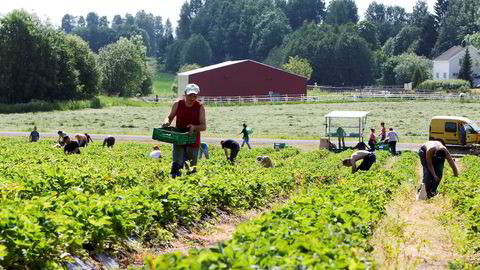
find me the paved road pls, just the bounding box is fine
[0,131,422,151]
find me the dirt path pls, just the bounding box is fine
[130,201,286,266]
[371,161,463,269]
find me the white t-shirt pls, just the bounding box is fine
[387,131,399,142]
[149,150,162,159]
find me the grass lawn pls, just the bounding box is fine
[153,72,176,96]
[1,101,479,142]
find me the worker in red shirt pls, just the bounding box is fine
[163,84,206,177]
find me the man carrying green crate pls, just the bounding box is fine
[162,84,206,178]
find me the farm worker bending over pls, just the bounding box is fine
[63,136,80,154]
[162,83,206,178]
[221,140,240,163]
[149,146,162,159]
[29,126,40,142]
[75,133,93,147]
[419,141,458,199]
[239,123,252,149]
[256,156,273,168]
[198,142,209,159]
[342,150,376,173]
[103,136,115,148]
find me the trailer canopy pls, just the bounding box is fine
[324,111,369,146]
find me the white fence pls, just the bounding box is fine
[144,91,480,104]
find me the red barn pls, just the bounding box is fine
[177,60,307,97]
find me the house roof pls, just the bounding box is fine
[177,59,307,79]
[325,111,369,119]
[434,46,464,61]
[433,45,480,61]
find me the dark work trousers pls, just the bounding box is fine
[229,145,240,162]
[389,141,397,155]
[419,148,445,198]
[357,153,376,171]
[368,140,376,152]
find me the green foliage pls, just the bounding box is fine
[383,26,421,56]
[98,36,152,97]
[325,0,359,25]
[356,20,378,50]
[285,0,326,30]
[165,40,185,72]
[458,47,473,86]
[0,10,100,103]
[249,8,291,61]
[284,23,373,86]
[182,34,212,66]
[465,33,480,49]
[432,0,480,57]
[63,35,101,98]
[179,63,201,73]
[0,138,327,267]
[442,156,480,259]
[281,56,313,79]
[417,79,471,92]
[382,53,432,87]
[147,152,419,269]
[393,53,432,87]
[365,3,409,46]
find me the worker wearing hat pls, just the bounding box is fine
[163,83,206,177]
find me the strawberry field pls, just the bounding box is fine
[0,137,477,269]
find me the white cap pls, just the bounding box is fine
[185,83,200,95]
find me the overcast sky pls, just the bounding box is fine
[1,0,436,28]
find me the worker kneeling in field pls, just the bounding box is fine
[256,156,273,168]
[103,136,115,148]
[221,140,240,163]
[149,146,162,159]
[63,136,80,155]
[418,141,458,199]
[342,150,376,173]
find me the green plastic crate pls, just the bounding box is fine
[152,127,196,145]
[274,143,286,149]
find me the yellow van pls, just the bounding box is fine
[429,116,480,145]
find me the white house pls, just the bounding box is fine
[432,45,480,80]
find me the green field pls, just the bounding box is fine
[1,137,476,268]
[1,101,479,142]
[152,72,176,96]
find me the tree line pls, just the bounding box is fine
[165,0,478,87]
[1,0,479,103]
[0,10,152,104]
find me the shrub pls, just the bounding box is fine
[416,79,471,92]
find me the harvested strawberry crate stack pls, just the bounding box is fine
[152,127,196,145]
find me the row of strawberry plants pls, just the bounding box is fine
[0,138,318,268]
[146,151,418,269]
[441,156,480,259]
[0,139,299,199]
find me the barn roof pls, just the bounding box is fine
[178,59,307,79]
[178,60,244,75]
[325,111,369,119]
